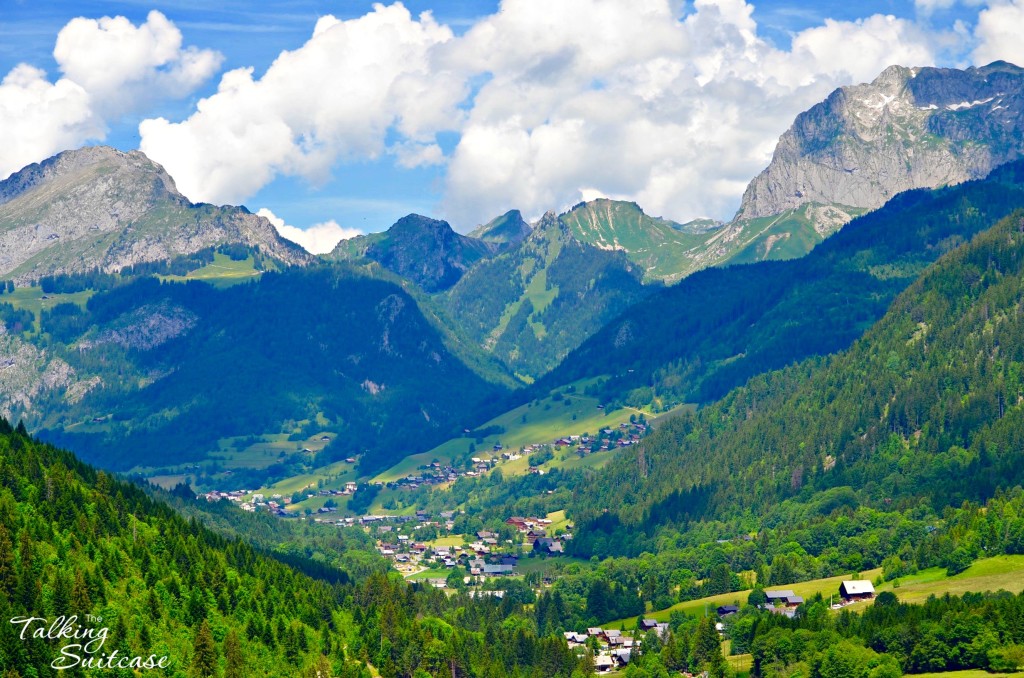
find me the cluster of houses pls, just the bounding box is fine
[562,621,669,672]
[714,580,877,620]
[504,516,572,554]
[558,419,649,455]
[389,419,653,487]
[200,489,294,517]
[376,537,522,581]
[198,478,362,518]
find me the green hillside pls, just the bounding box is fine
[568,201,1024,547]
[444,212,653,378]
[541,161,1024,409]
[330,214,496,292]
[560,199,717,282]
[0,419,373,677]
[25,265,506,477]
[468,209,531,247]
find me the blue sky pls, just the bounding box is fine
[0,1,1015,249]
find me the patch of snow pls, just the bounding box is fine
[947,97,994,111]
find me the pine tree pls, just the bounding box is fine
[224,628,245,678]
[15,530,38,612]
[692,615,723,669]
[191,619,219,678]
[0,524,14,597]
[71,570,92,619]
[50,570,71,617]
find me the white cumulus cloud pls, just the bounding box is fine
[0,10,220,180]
[972,0,1024,67]
[136,0,1018,228]
[140,4,462,206]
[258,208,362,254]
[441,0,941,225]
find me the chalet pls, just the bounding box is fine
[717,605,740,617]
[604,630,621,641]
[477,530,497,539]
[428,578,447,589]
[482,564,515,576]
[839,581,875,602]
[533,538,558,554]
[765,590,803,607]
[587,627,603,637]
[639,619,659,631]
[594,655,614,672]
[563,632,588,646]
[612,649,632,668]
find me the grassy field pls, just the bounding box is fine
[608,569,885,627]
[877,555,1024,602]
[373,380,682,483]
[912,672,1022,678]
[131,431,344,493]
[405,568,450,581]
[2,286,94,333]
[160,253,261,287]
[604,554,1024,628]
[546,510,570,535]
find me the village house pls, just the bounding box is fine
[765,590,804,608]
[839,580,875,602]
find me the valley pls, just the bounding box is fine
[5,58,1024,677]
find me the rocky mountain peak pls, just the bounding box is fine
[468,210,531,247]
[0,145,310,281]
[736,61,1024,221]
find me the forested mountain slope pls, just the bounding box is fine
[0,422,596,678]
[444,212,654,378]
[568,204,1024,553]
[23,266,505,474]
[330,214,497,293]
[541,160,1024,408]
[0,419,370,677]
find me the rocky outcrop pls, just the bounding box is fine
[0,146,311,282]
[332,214,497,292]
[737,62,1024,219]
[468,210,532,248]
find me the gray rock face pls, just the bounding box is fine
[0,146,311,281]
[737,62,1024,219]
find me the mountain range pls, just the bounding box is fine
[2,61,1024,483]
[7,59,1024,678]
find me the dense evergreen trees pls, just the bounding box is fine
[565,208,1024,550]
[541,160,1024,408]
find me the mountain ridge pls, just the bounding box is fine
[0,146,311,283]
[737,61,1024,221]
